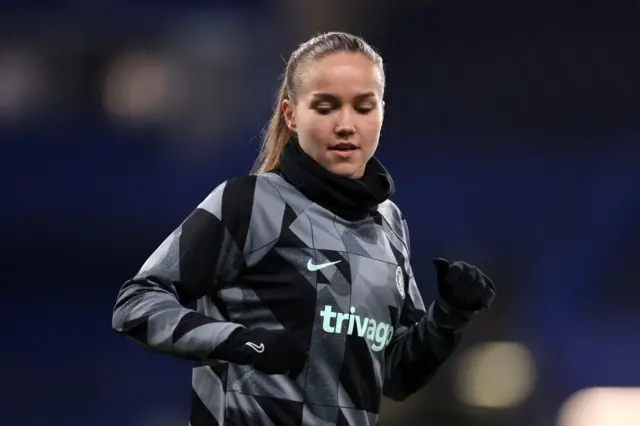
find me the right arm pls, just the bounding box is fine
[112,177,254,361]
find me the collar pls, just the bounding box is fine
[277,139,395,221]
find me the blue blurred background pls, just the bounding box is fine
[2,0,639,425]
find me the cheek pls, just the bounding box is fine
[298,116,333,143]
[360,116,383,147]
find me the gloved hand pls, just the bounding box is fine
[432,258,496,311]
[212,327,307,375]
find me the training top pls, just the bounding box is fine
[112,172,464,426]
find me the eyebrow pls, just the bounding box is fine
[311,91,377,101]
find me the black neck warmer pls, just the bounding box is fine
[277,139,395,221]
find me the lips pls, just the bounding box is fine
[329,142,358,151]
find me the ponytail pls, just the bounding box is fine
[252,80,294,174]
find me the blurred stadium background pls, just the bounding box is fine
[2,0,639,425]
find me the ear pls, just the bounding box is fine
[282,99,297,132]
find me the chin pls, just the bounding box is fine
[328,163,364,179]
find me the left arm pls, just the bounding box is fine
[383,220,477,401]
[382,268,475,401]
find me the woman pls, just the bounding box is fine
[112,31,496,426]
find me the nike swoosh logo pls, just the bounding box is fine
[307,259,342,271]
[245,342,265,353]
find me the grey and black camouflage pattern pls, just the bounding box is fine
[113,172,458,426]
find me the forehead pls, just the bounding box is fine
[297,52,383,97]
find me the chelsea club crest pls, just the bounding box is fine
[395,266,405,299]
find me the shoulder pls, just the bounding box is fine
[197,173,289,214]
[196,173,291,256]
[377,199,406,231]
[377,199,410,247]
[377,199,404,224]
[197,174,259,218]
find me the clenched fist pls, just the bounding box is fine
[432,258,496,311]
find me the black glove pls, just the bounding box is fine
[212,327,307,375]
[432,258,496,311]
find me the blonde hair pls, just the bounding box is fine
[252,32,384,174]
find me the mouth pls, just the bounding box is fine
[329,142,358,152]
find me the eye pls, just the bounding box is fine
[355,105,375,114]
[315,103,334,115]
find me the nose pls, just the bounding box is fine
[335,109,356,139]
[335,125,355,139]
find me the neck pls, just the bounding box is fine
[277,139,395,221]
